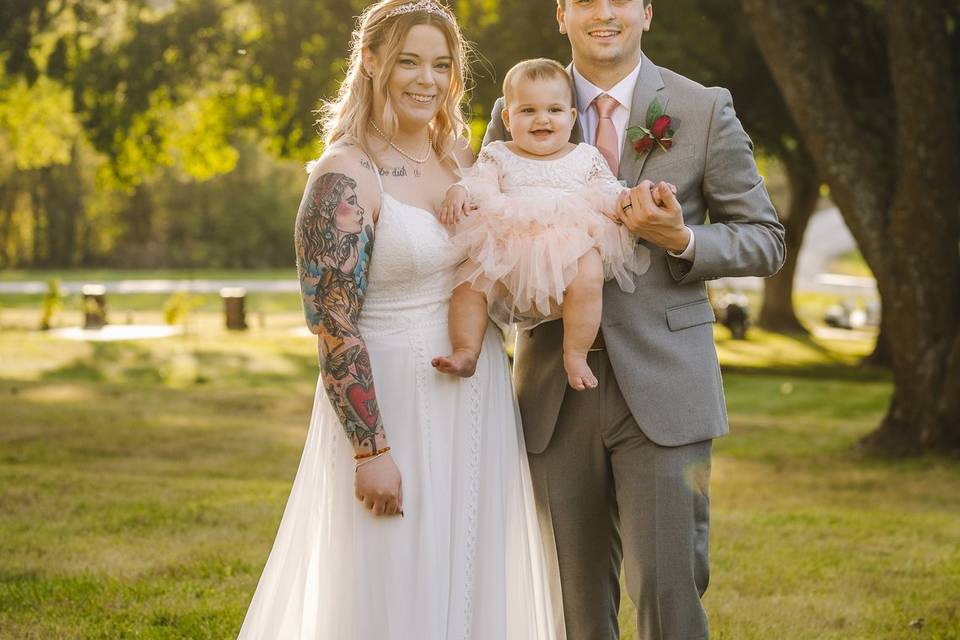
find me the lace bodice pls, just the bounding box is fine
[471,141,622,200]
[358,193,463,335]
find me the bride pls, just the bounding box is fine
[236,1,559,638]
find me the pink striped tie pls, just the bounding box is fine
[594,94,620,177]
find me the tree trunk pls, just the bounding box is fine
[862,325,960,454]
[861,317,892,369]
[29,177,45,267]
[41,167,62,266]
[118,184,155,267]
[861,2,960,454]
[743,0,960,454]
[0,177,16,269]
[757,150,819,334]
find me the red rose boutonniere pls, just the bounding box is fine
[627,98,677,156]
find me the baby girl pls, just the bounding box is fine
[433,58,670,390]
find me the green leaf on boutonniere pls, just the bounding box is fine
[626,125,650,141]
[630,100,678,157]
[645,98,665,127]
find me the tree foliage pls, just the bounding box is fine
[0,0,320,267]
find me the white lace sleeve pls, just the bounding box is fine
[585,146,623,189]
[457,144,504,206]
[582,145,626,216]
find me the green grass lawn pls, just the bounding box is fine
[827,249,875,279]
[1,314,957,639]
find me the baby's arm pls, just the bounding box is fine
[437,146,505,225]
[582,149,631,221]
[439,184,471,225]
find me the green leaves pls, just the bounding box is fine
[627,99,677,156]
[645,96,665,127]
[626,124,651,141]
[0,76,81,170]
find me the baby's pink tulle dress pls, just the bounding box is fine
[451,141,650,329]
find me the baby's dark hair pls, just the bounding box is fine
[502,58,575,107]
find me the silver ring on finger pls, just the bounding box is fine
[622,203,633,212]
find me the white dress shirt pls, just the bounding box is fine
[572,61,696,261]
[573,62,642,153]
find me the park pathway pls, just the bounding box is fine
[0,278,298,295]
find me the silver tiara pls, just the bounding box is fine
[385,1,452,22]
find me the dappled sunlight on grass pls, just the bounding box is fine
[15,383,95,404]
[0,330,95,380]
[714,324,877,372]
[1,320,957,638]
[617,329,956,638]
[1,318,317,391]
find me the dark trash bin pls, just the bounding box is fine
[82,284,108,330]
[221,287,248,331]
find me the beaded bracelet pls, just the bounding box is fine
[355,449,391,471]
[354,446,391,461]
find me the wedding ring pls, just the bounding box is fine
[622,203,633,211]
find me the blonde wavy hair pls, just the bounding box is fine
[319,0,471,160]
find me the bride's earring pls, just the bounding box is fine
[360,60,376,80]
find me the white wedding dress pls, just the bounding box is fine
[237,177,560,639]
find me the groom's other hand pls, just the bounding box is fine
[618,180,690,253]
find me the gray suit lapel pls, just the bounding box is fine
[619,54,668,186]
[566,63,585,144]
[570,115,584,144]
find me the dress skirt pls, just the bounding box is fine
[237,322,558,639]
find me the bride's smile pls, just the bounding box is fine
[377,24,452,132]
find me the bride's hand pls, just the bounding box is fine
[355,454,404,517]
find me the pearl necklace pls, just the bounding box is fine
[369,119,432,164]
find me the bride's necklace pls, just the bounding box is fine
[369,119,432,164]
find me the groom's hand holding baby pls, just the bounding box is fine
[617,181,690,254]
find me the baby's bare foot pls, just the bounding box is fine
[431,348,479,378]
[563,353,598,391]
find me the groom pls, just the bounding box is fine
[483,1,785,638]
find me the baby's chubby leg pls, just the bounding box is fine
[432,283,487,377]
[562,249,604,391]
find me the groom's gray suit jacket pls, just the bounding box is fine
[483,55,786,452]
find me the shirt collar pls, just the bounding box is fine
[572,59,643,113]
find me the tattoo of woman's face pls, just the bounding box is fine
[295,171,376,335]
[296,173,369,277]
[334,186,365,235]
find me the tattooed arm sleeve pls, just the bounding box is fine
[295,168,386,455]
